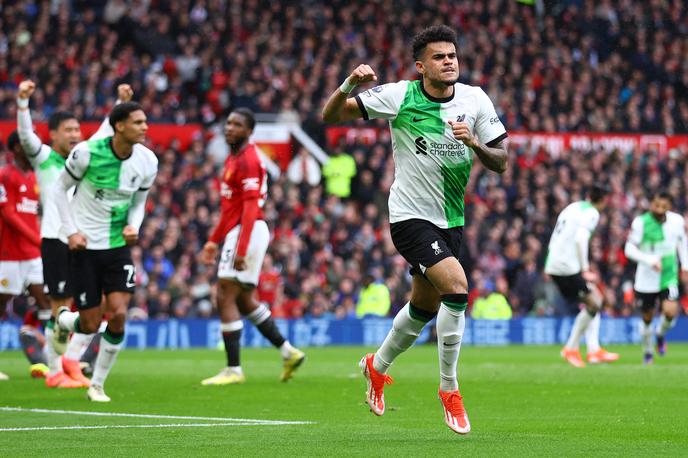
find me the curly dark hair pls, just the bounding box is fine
[412,25,458,61]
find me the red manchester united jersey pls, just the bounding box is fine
[0,163,41,260]
[209,144,267,244]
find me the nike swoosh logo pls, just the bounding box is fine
[412,116,427,122]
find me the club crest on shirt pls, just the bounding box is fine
[456,114,465,122]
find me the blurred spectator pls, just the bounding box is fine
[472,277,513,320]
[322,140,356,198]
[356,274,391,318]
[287,148,322,187]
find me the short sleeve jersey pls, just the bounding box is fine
[218,144,267,231]
[64,137,158,250]
[0,164,40,260]
[627,211,687,293]
[355,80,507,228]
[544,201,599,276]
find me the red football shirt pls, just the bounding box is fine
[209,144,267,255]
[0,164,40,260]
[258,269,281,305]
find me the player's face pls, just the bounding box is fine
[417,41,459,86]
[224,113,252,146]
[649,196,671,220]
[118,110,148,144]
[50,118,81,156]
[12,143,30,169]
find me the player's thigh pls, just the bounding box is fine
[70,249,103,311]
[582,283,602,310]
[27,284,50,310]
[410,273,441,313]
[660,287,680,316]
[41,238,72,300]
[425,256,468,295]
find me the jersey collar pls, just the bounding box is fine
[109,137,133,161]
[419,78,455,103]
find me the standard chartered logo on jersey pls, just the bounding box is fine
[414,136,467,157]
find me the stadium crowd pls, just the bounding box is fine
[1,0,687,320]
[1,0,687,134]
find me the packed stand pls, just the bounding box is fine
[0,0,687,134]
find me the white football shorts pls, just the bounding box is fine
[0,257,44,295]
[217,220,270,286]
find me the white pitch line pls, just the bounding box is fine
[0,407,312,425]
[0,422,302,432]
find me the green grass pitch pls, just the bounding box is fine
[1,344,687,457]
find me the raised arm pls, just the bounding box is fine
[16,80,44,160]
[322,64,377,123]
[90,84,134,140]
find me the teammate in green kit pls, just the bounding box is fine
[323,25,508,434]
[17,80,133,388]
[53,102,158,402]
[625,191,688,364]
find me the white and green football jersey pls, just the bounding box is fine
[63,137,158,250]
[355,80,507,228]
[544,201,599,276]
[625,211,688,293]
[17,108,114,239]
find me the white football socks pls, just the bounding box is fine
[91,337,122,388]
[565,309,594,350]
[584,312,601,353]
[437,304,465,392]
[64,333,93,361]
[43,328,63,376]
[373,303,429,374]
[57,311,80,332]
[656,314,675,337]
[640,320,653,354]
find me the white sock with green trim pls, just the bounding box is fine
[373,303,432,374]
[585,312,601,353]
[640,320,653,354]
[91,329,124,388]
[64,333,92,361]
[565,309,593,350]
[437,303,466,392]
[656,314,676,337]
[44,328,63,376]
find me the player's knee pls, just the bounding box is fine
[108,310,126,330]
[79,317,101,334]
[664,310,678,320]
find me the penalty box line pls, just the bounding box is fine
[0,406,314,430]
